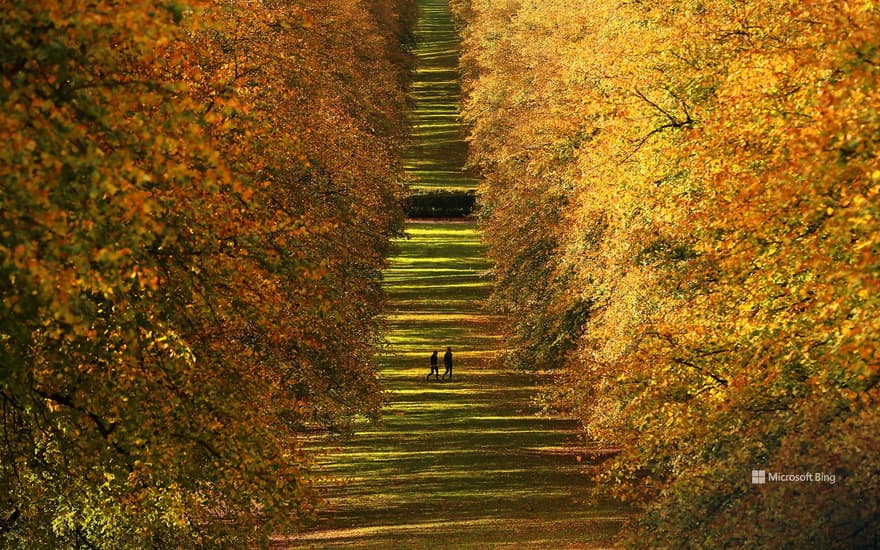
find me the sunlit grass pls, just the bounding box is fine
[284,218,625,548]
[401,0,475,194]
[278,0,627,547]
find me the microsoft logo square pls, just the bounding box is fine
[751,470,766,484]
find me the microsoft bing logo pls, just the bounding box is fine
[750,468,836,484]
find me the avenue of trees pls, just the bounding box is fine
[453,0,879,547]
[1,0,414,546]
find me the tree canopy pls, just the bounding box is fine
[0,0,414,546]
[454,0,880,546]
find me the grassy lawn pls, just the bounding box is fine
[278,1,627,547]
[282,222,626,549]
[403,0,478,193]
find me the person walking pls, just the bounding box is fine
[426,350,439,381]
[442,346,453,380]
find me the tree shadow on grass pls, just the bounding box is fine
[277,0,629,545]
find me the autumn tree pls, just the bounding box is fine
[455,0,880,546]
[0,0,414,546]
[452,0,591,374]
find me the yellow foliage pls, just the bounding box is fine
[456,0,880,545]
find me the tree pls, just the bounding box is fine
[455,0,880,546]
[1,0,414,546]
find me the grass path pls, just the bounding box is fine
[404,0,477,192]
[287,222,624,549]
[283,1,626,547]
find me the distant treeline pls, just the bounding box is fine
[406,190,477,218]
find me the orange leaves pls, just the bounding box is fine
[2,0,413,546]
